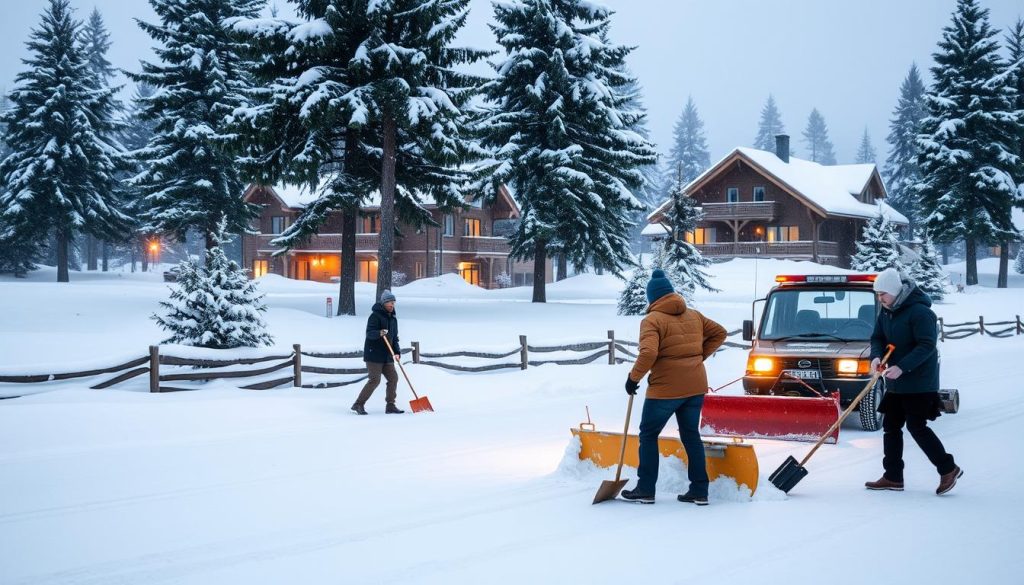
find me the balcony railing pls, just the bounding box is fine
[701,201,778,221]
[460,236,510,254]
[696,240,839,258]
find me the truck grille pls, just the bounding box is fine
[777,357,837,378]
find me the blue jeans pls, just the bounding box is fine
[636,395,709,497]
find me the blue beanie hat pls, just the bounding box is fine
[646,269,674,304]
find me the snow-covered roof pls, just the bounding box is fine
[252,182,520,217]
[640,222,670,237]
[648,146,908,225]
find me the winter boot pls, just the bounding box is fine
[865,476,904,491]
[676,492,709,506]
[936,465,963,495]
[620,487,655,504]
[385,403,405,414]
[351,404,368,415]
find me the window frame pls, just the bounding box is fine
[753,186,766,202]
[270,216,286,235]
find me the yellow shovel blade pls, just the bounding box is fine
[571,428,760,496]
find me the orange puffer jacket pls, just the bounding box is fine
[628,293,727,400]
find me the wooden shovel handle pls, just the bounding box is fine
[614,393,636,482]
[381,334,419,400]
[799,344,895,466]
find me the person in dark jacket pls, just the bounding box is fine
[866,268,960,494]
[620,269,727,505]
[351,290,404,415]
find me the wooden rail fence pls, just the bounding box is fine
[1,318,1018,394]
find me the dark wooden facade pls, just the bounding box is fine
[241,185,552,288]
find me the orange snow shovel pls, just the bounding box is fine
[381,335,433,413]
[769,344,895,493]
[592,394,636,504]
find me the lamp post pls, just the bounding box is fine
[753,226,765,300]
[148,240,160,269]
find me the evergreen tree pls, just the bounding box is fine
[662,180,717,298]
[617,263,649,316]
[753,94,786,151]
[477,0,657,303]
[154,219,273,349]
[851,213,905,273]
[0,92,10,162]
[119,83,159,272]
[802,108,837,165]
[855,127,878,165]
[1004,18,1024,286]
[1014,245,1024,275]
[916,0,1020,287]
[130,0,263,250]
[885,63,928,236]
[666,96,710,186]
[909,237,947,301]
[0,0,129,282]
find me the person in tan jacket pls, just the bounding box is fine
[620,269,726,505]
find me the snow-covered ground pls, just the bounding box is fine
[1,259,1022,584]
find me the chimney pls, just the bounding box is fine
[775,134,790,163]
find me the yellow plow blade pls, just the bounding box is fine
[571,428,759,496]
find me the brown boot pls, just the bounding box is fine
[865,476,904,491]
[936,465,963,495]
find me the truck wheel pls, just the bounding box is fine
[858,378,885,431]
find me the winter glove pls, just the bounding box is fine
[380,329,389,337]
[625,376,640,395]
[870,357,881,372]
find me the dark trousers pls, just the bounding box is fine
[882,393,955,482]
[636,395,709,497]
[354,362,398,406]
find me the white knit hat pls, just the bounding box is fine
[873,268,903,296]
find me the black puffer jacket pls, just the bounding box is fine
[870,285,939,394]
[363,303,399,364]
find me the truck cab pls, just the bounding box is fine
[742,274,885,431]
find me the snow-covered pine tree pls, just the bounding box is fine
[130,0,263,250]
[851,213,905,273]
[662,180,717,298]
[120,83,159,272]
[0,92,10,162]
[80,7,126,272]
[909,237,947,301]
[617,263,649,316]
[885,63,928,237]
[802,108,837,165]
[855,128,878,165]
[916,0,1020,287]
[231,1,477,311]
[1003,18,1024,286]
[1014,244,1024,275]
[667,96,710,186]
[753,94,786,151]
[0,0,129,282]
[154,219,272,349]
[477,0,657,303]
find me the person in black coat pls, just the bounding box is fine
[865,268,961,495]
[351,290,404,415]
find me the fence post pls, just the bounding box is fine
[519,335,528,370]
[608,330,615,365]
[1017,315,1022,336]
[149,345,159,393]
[937,317,945,342]
[293,344,302,387]
[412,341,420,364]
[979,316,985,337]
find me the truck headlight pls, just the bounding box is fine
[836,359,868,374]
[747,357,775,374]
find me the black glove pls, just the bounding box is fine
[625,376,640,395]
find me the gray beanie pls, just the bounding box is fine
[873,268,903,296]
[380,289,396,303]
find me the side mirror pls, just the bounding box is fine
[742,320,754,341]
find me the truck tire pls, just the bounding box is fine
[858,378,885,431]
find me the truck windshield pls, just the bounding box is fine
[759,289,877,341]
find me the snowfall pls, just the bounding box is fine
[0,257,1021,585]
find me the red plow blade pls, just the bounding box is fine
[701,393,841,443]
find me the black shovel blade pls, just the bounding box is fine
[769,455,808,493]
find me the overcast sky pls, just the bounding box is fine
[2,0,1021,168]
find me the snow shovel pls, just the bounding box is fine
[381,335,433,413]
[592,394,635,504]
[769,344,895,493]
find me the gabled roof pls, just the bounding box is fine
[244,183,521,219]
[649,146,908,225]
